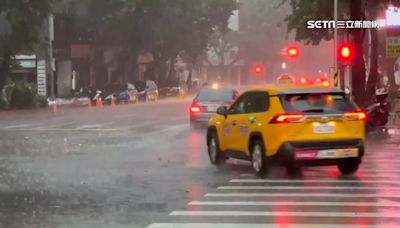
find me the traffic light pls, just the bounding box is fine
[252,64,265,76]
[287,46,300,58]
[338,43,353,62]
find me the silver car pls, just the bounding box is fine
[189,87,239,128]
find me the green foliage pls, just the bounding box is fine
[69,0,237,81]
[34,95,49,108]
[232,0,292,63]
[9,83,37,109]
[0,0,54,92]
[0,0,54,52]
[283,0,400,45]
[2,82,48,109]
[0,97,8,110]
[283,0,339,45]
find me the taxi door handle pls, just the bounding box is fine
[232,120,238,126]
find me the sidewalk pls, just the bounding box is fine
[0,95,195,117]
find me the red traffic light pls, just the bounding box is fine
[338,43,353,61]
[287,46,300,58]
[252,64,265,76]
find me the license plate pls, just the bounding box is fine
[313,122,335,134]
[334,148,359,158]
[295,148,358,160]
[207,105,218,112]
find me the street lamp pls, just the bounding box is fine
[281,62,287,70]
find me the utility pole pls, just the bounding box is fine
[48,14,55,100]
[333,0,340,88]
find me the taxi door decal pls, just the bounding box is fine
[223,124,230,136]
[239,125,249,135]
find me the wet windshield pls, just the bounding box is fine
[281,93,358,114]
[195,88,235,102]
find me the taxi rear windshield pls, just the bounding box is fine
[279,93,358,114]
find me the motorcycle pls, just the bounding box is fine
[365,88,391,135]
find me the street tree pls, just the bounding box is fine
[53,0,237,88]
[151,0,237,84]
[0,0,54,93]
[233,0,293,78]
[283,0,400,106]
[205,28,240,79]
[180,0,238,87]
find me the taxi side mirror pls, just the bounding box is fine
[216,106,228,118]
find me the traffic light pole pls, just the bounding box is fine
[344,64,352,95]
[333,0,339,88]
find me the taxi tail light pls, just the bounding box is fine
[190,103,202,114]
[270,113,305,124]
[344,111,367,121]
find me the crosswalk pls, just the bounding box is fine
[147,146,400,227]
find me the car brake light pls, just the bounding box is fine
[344,111,367,121]
[190,104,202,113]
[270,114,305,123]
[322,81,330,87]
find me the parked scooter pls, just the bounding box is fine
[365,88,391,135]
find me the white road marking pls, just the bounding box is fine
[205,192,400,198]
[362,160,400,164]
[75,124,105,129]
[229,179,400,185]
[8,128,119,132]
[158,124,188,133]
[188,201,400,207]
[306,169,400,174]
[170,210,400,218]
[147,223,379,228]
[217,185,400,190]
[305,173,400,179]
[240,170,400,178]
[115,114,137,118]
[2,124,32,129]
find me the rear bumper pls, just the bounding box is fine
[275,139,364,166]
[190,113,215,125]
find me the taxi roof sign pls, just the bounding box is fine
[276,74,295,85]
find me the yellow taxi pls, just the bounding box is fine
[206,86,366,176]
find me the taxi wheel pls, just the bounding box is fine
[338,158,360,175]
[208,132,224,166]
[251,140,268,177]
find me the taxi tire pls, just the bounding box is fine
[250,139,269,177]
[207,132,224,166]
[338,158,360,175]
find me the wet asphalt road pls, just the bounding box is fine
[0,98,400,228]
